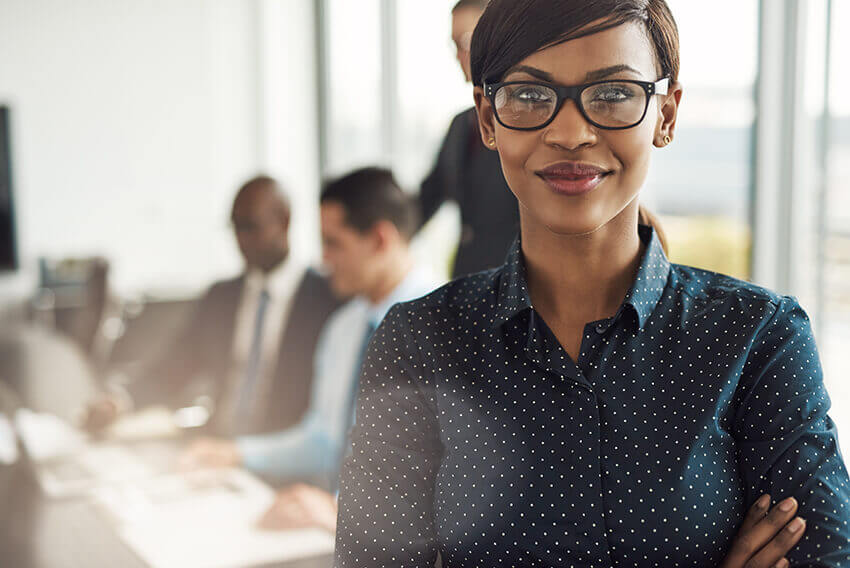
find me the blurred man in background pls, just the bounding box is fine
[83,176,340,438]
[417,0,519,278]
[182,168,437,530]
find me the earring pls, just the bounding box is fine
[663,135,672,145]
[488,137,496,147]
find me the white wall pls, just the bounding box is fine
[0,0,320,300]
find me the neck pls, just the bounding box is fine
[521,202,644,327]
[365,247,414,306]
[258,249,289,275]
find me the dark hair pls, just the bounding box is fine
[452,0,488,13]
[470,0,679,86]
[320,167,419,241]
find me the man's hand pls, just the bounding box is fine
[719,494,806,568]
[258,483,338,533]
[179,437,242,470]
[80,394,123,432]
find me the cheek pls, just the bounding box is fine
[608,126,654,184]
[263,225,284,245]
[493,131,539,198]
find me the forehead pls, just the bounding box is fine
[320,202,352,234]
[513,21,658,82]
[452,8,481,35]
[232,188,280,218]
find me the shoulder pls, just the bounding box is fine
[453,107,477,123]
[383,268,501,328]
[296,268,340,307]
[445,107,476,134]
[324,299,368,334]
[668,262,807,330]
[202,275,243,303]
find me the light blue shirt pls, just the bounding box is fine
[236,266,438,483]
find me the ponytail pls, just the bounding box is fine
[637,205,669,256]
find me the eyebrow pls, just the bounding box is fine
[502,64,643,83]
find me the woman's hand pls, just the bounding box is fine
[719,494,806,568]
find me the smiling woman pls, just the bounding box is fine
[333,1,850,567]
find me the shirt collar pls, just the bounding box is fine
[244,254,305,299]
[492,224,670,331]
[362,266,439,327]
[624,224,671,329]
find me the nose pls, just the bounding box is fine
[541,99,598,151]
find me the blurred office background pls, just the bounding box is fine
[0,0,847,432]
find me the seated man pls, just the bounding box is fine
[182,167,438,492]
[83,176,341,437]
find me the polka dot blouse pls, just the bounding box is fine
[334,225,850,567]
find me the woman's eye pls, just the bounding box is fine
[590,87,634,103]
[513,88,552,103]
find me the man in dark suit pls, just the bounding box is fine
[418,0,520,278]
[83,176,341,438]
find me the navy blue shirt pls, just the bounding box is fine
[335,225,850,567]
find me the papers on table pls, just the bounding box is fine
[34,443,157,498]
[92,468,335,568]
[15,408,87,461]
[105,405,180,441]
[14,408,162,498]
[13,408,334,566]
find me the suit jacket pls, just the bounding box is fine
[128,269,341,436]
[419,107,520,278]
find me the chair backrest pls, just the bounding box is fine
[0,324,99,424]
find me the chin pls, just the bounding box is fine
[526,187,638,238]
[328,278,348,297]
[529,201,613,237]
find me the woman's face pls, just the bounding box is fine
[474,22,682,236]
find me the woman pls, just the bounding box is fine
[335,1,850,566]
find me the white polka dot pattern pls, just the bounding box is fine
[334,225,850,567]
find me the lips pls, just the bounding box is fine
[536,162,611,196]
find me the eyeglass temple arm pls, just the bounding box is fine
[653,78,670,96]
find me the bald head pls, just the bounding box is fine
[230,176,291,273]
[232,176,290,218]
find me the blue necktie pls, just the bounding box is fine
[235,289,270,429]
[347,319,378,424]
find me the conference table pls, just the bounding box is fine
[0,324,334,568]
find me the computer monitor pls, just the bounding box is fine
[0,106,18,271]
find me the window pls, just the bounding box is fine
[819,0,850,434]
[647,0,759,280]
[320,0,467,279]
[322,0,384,176]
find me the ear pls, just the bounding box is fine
[654,80,683,147]
[473,86,498,151]
[278,207,291,230]
[370,220,399,253]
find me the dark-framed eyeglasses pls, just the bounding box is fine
[483,77,670,131]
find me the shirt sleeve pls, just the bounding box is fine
[236,410,334,481]
[418,114,464,230]
[334,304,443,568]
[734,296,850,567]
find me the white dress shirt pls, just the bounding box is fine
[217,255,306,430]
